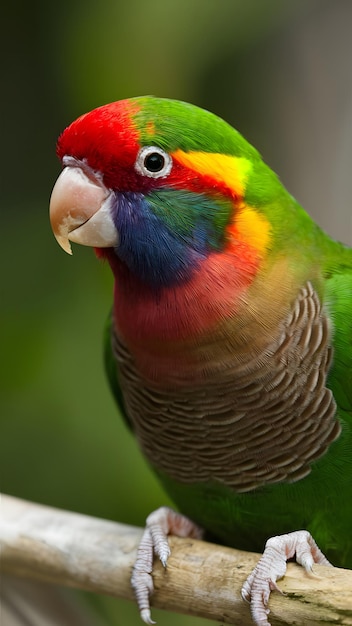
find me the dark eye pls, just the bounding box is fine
[135,146,172,179]
[144,152,165,172]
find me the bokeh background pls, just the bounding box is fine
[1,1,351,624]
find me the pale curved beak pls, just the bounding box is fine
[49,158,118,254]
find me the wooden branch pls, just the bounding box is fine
[1,494,351,625]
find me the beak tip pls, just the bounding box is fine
[55,234,73,255]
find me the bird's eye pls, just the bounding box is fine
[135,146,172,179]
[145,152,165,172]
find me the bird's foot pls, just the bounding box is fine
[241,530,332,626]
[131,506,203,624]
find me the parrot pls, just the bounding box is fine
[49,96,352,626]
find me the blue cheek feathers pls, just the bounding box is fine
[110,192,206,288]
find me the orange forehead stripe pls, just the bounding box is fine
[172,150,252,197]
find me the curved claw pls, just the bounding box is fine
[131,507,203,623]
[241,530,332,626]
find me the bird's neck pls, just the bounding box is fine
[103,249,303,383]
[110,248,254,337]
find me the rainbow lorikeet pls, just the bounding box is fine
[49,97,352,626]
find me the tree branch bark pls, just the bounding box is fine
[1,493,351,625]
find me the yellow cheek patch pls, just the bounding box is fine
[172,150,252,198]
[228,205,272,257]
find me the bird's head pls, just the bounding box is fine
[50,96,277,288]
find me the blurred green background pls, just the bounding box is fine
[1,1,352,624]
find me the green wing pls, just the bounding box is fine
[103,310,133,431]
[324,245,352,415]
